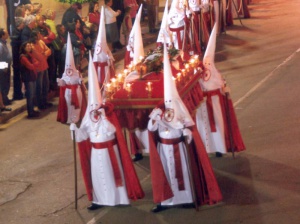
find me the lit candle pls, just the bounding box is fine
[146,82,152,98]
[117,73,122,82]
[177,72,182,82]
[126,83,132,92]
[126,83,132,98]
[106,83,112,92]
[111,78,117,88]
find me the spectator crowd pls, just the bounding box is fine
[0,0,154,118]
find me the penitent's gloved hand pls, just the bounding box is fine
[149,108,162,121]
[183,128,193,144]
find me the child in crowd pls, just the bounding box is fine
[19,42,41,118]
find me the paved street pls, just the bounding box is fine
[1,0,300,223]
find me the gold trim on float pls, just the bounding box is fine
[109,98,163,103]
[114,105,157,109]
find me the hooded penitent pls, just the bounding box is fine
[81,51,102,127]
[64,32,78,76]
[124,4,144,67]
[200,22,224,91]
[168,0,185,50]
[162,41,195,129]
[57,33,87,124]
[157,0,171,45]
[93,6,114,86]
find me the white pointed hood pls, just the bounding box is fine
[157,0,171,44]
[88,51,102,110]
[93,6,114,62]
[213,0,220,34]
[163,41,194,129]
[63,32,79,79]
[127,4,144,63]
[201,22,224,90]
[79,52,103,130]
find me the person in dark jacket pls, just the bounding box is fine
[21,15,36,43]
[11,17,25,100]
[0,28,12,105]
[61,3,85,33]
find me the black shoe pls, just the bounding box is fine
[45,102,53,108]
[216,152,223,157]
[4,99,12,105]
[151,204,167,213]
[28,111,40,118]
[13,95,24,100]
[38,105,47,110]
[181,203,195,209]
[0,107,12,112]
[87,203,102,211]
[132,153,143,162]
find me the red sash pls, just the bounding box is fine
[203,89,224,132]
[169,26,184,50]
[94,61,108,85]
[92,138,123,187]
[159,136,185,191]
[64,84,80,109]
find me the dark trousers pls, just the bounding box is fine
[36,70,49,108]
[24,81,36,115]
[12,45,23,99]
[0,68,11,104]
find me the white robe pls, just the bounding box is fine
[61,75,83,124]
[76,118,130,206]
[196,66,227,154]
[148,120,193,206]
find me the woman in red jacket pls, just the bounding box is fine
[20,42,41,118]
[88,1,101,48]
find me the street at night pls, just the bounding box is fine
[0,0,300,223]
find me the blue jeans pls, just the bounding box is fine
[24,81,36,115]
[36,70,49,108]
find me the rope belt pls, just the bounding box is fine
[159,136,185,191]
[92,138,123,187]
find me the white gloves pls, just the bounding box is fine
[70,123,77,131]
[57,78,65,87]
[149,108,162,121]
[183,128,193,144]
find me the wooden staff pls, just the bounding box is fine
[72,130,78,209]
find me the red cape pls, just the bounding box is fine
[148,125,223,205]
[57,83,87,124]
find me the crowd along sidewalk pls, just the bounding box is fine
[0,22,158,125]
